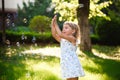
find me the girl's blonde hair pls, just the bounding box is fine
[63,21,80,40]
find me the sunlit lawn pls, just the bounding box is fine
[0,44,120,80]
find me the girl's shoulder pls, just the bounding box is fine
[60,38,68,42]
[61,38,77,47]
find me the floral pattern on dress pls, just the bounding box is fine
[60,39,85,79]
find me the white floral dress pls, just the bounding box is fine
[60,39,85,79]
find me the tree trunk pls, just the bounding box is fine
[2,0,6,44]
[77,0,91,51]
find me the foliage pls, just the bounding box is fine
[107,0,120,22]
[90,0,120,45]
[33,0,54,17]
[17,0,54,26]
[52,0,112,22]
[89,0,112,20]
[8,26,32,32]
[95,19,120,45]
[29,15,51,33]
[89,16,105,32]
[90,34,100,44]
[0,31,56,44]
[90,0,120,31]
[52,0,78,22]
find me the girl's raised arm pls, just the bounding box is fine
[51,17,61,42]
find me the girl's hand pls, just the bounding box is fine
[51,15,61,42]
[53,15,57,27]
[51,15,57,28]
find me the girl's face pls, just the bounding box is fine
[62,24,75,36]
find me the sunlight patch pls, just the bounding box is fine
[21,47,60,57]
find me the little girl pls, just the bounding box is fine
[51,15,85,80]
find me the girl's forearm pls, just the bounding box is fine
[51,26,55,36]
[54,24,62,36]
[53,17,62,37]
[51,19,57,37]
[51,17,61,42]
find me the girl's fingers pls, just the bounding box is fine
[51,15,57,27]
[54,15,57,20]
[54,15,56,18]
[53,15,57,20]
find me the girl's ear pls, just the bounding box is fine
[72,29,76,37]
[72,29,75,34]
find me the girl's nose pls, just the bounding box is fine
[62,29,65,31]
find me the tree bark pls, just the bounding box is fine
[2,0,6,44]
[77,0,91,51]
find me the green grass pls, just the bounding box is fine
[0,44,120,80]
